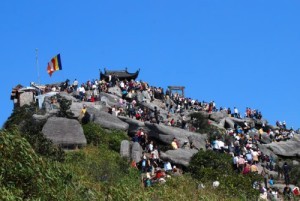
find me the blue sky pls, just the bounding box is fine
[1,1,300,129]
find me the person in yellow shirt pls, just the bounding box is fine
[171,138,178,150]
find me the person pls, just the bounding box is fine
[79,104,87,120]
[283,185,293,200]
[282,162,290,185]
[73,78,79,91]
[171,138,178,150]
[276,158,284,180]
[268,174,274,187]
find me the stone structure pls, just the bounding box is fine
[99,68,140,81]
[167,86,185,97]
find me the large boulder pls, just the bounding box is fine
[209,112,227,123]
[260,133,272,144]
[33,114,49,123]
[257,144,278,161]
[225,117,235,129]
[262,135,300,158]
[42,117,86,147]
[144,122,207,149]
[188,134,207,150]
[70,102,105,118]
[108,86,122,97]
[59,92,78,102]
[118,116,149,136]
[91,110,129,131]
[99,92,119,107]
[160,149,198,167]
[19,91,34,107]
[120,140,131,158]
[131,142,143,163]
[136,91,151,103]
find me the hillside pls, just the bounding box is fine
[2,75,300,200]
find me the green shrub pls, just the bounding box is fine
[4,104,64,161]
[82,122,129,151]
[0,129,73,200]
[290,164,300,187]
[188,150,261,200]
[56,94,74,118]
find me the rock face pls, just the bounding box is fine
[19,91,34,107]
[108,86,122,97]
[33,114,49,123]
[91,110,129,131]
[144,122,207,149]
[136,91,151,103]
[131,142,143,163]
[99,92,119,107]
[42,117,86,147]
[260,133,272,144]
[262,135,300,157]
[120,140,131,158]
[160,149,198,167]
[209,112,227,123]
[70,102,104,118]
[257,144,278,161]
[118,116,149,136]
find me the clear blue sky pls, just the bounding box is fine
[1,1,299,129]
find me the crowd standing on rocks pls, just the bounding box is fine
[17,73,300,200]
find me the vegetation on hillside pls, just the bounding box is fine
[189,150,262,200]
[2,100,299,200]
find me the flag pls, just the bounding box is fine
[47,54,62,76]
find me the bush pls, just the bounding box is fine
[82,122,129,151]
[290,164,300,187]
[189,112,225,135]
[56,94,74,118]
[4,104,64,161]
[188,150,261,200]
[0,129,72,200]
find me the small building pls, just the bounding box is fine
[99,68,140,82]
[10,85,37,108]
[167,86,185,97]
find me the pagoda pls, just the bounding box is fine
[99,68,140,81]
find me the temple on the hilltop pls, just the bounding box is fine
[100,68,140,81]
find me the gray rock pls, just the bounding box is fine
[131,142,143,163]
[188,134,207,150]
[136,91,151,103]
[209,112,227,123]
[260,133,272,144]
[225,117,235,129]
[263,135,300,157]
[292,160,300,166]
[218,118,225,128]
[160,149,198,167]
[258,144,278,161]
[144,122,207,149]
[70,102,105,118]
[19,91,34,107]
[59,92,78,102]
[120,140,131,158]
[99,92,119,107]
[118,116,149,136]
[208,120,227,134]
[32,114,49,122]
[108,86,122,97]
[92,110,129,131]
[42,117,86,147]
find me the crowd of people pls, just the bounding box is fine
[45,75,298,199]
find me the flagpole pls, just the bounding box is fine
[35,48,40,84]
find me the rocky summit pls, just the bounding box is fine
[7,73,300,200]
